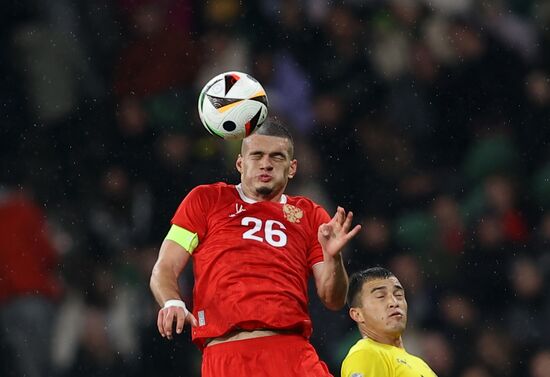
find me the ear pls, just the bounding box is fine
[288,159,297,179]
[236,154,243,174]
[349,307,364,324]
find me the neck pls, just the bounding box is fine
[239,183,284,203]
[361,328,404,348]
[256,192,282,202]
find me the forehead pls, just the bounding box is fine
[242,134,291,155]
[362,277,403,293]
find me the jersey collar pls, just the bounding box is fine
[235,183,287,204]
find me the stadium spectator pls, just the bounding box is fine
[0,185,62,377]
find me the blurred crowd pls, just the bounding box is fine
[1,0,550,376]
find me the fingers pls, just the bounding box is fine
[157,309,165,337]
[163,308,177,339]
[331,207,355,229]
[330,207,340,223]
[346,223,362,240]
[176,309,186,334]
[187,312,198,327]
[319,223,331,237]
[336,206,345,224]
[158,307,193,339]
[323,207,362,242]
[342,210,354,232]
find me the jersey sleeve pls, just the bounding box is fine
[307,204,331,268]
[341,349,392,377]
[171,185,214,243]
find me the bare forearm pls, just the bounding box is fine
[150,240,191,307]
[317,254,349,310]
[150,263,182,307]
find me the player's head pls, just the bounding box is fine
[247,117,295,158]
[347,267,408,342]
[236,118,297,201]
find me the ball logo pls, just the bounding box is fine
[210,81,224,95]
[283,204,303,223]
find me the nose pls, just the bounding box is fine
[259,155,273,171]
[388,295,399,308]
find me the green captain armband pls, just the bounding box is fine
[165,224,199,254]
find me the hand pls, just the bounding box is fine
[318,206,362,258]
[157,305,198,340]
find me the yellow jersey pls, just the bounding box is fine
[341,338,437,377]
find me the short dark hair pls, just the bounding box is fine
[347,267,395,308]
[250,117,294,158]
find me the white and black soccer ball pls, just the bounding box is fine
[197,71,269,140]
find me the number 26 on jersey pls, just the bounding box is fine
[241,216,287,247]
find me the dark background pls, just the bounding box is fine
[1,1,550,376]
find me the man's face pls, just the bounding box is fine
[350,277,408,339]
[236,134,297,201]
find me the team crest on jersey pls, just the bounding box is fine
[283,204,303,223]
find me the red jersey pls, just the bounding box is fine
[171,182,330,350]
[0,193,62,304]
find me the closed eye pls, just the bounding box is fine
[270,153,287,161]
[394,286,405,297]
[249,152,263,159]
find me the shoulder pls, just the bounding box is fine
[286,194,328,214]
[178,183,236,211]
[409,353,437,376]
[343,339,393,368]
[193,181,232,191]
[285,195,330,226]
[188,182,234,197]
[286,193,318,206]
[345,339,386,359]
[342,339,392,377]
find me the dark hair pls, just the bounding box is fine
[347,267,395,308]
[250,117,294,157]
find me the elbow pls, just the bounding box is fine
[317,278,348,311]
[324,298,346,311]
[149,266,157,293]
[149,261,163,293]
[319,291,347,311]
[149,270,156,290]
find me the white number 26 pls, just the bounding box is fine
[241,216,287,247]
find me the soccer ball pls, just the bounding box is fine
[198,71,269,140]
